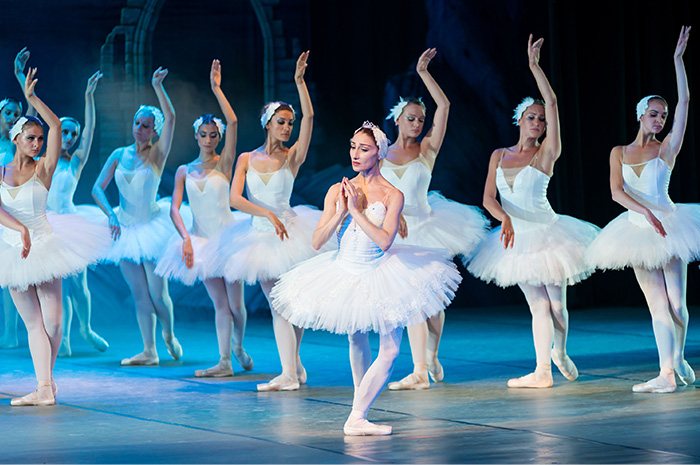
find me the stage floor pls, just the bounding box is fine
[1,305,699,464]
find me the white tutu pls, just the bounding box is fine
[0,212,111,291]
[586,204,700,270]
[467,215,600,287]
[103,198,191,264]
[271,245,462,335]
[397,191,489,259]
[213,205,329,284]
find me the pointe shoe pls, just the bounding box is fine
[233,348,254,371]
[58,340,72,358]
[81,329,109,352]
[633,375,676,393]
[0,334,19,349]
[675,360,696,386]
[507,371,553,388]
[257,373,299,392]
[162,332,182,361]
[551,349,579,381]
[343,418,393,436]
[388,373,430,391]
[195,360,234,378]
[52,380,57,398]
[428,360,444,383]
[11,382,55,406]
[297,364,307,385]
[120,352,159,366]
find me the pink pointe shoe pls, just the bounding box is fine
[257,373,299,392]
[507,370,553,388]
[388,373,430,391]
[632,375,676,393]
[121,351,159,366]
[343,417,393,436]
[11,382,55,406]
[551,349,579,381]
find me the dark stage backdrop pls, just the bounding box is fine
[0,0,698,311]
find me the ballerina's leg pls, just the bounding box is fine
[69,270,108,352]
[1,289,19,348]
[58,278,74,357]
[545,282,578,381]
[119,260,158,364]
[143,261,180,360]
[225,280,253,370]
[388,323,430,390]
[662,258,694,385]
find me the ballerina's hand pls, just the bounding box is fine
[416,48,437,73]
[675,25,692,60]
[182,237,194,269]
[85,70,103,95]
[14,47,29,77]
[267,212,289,241]
[23,68,38,100]
[210,59,221,90]
[528,34,544,67]
[295,51,310,83]
[20,227,31,259]
[152,67,168,87]
[336,182,348,215]
[500,215,515,249]
[644,210,667,237]
[342,178,361,214]
[398,214,408,239]
[109,212,121,241]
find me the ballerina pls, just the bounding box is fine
[271,122,461,435]
[586,26,697,393]
[0,69,110,405]
[383,48,489,391]
[467,35,599,388]
[92,67,182,366]
[155,59,253,377]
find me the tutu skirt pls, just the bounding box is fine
[397,192,489,259]
[467,215,599,287]
[0,212,111,291]
[586,204,700,270]
[214,205,330,284]
[103,198,190,265]
[271,245,462,335]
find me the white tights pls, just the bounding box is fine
[10,278,62,384]
[119,260,175,354]
[349,328,402,417]
[406,310,445,375]
[517,281,569,369]
[260,279,303,378]
[1,288,18,347]
[202,278,246,359]
[61,270,96,348]
[633,258,688,375]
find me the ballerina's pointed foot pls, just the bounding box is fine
[388,372,430,391]
[551,349,579,381]
[0,334,19,349]
[297,364,307,385]
[58,340,72,358]
[633,375,676,393]
[81,329,109,352]
[343,418,393,436]
[675,360,696,386]
[121,351,159,366]
[195,360,234,378]
[507,370,553,388]
[11,382,55,406]
[257,373,299,392]
[52,379,57,399]
[233,348,253,371]
[162,332,182,361]
[428,360,444,383]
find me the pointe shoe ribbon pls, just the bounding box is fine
[551,349,579,381]
[343,418,393,436]
[388,373,430,391]
[257,373,300,392]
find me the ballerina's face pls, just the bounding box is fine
[397,103,426,138]
[1,102,21,134]
[350,131,380,172]
[14,124,44,158]
[195,123,221,153]
[640,100,668,134]
[266,109,294,142]
[132,110,156,142]
[518,104,546,138]
[61,120,80,151]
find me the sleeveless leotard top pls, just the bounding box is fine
[246,157,294,230]
[185,170,234,238]
[114,158,162,226]
[0,167,52,246]
[496,149,557,232]
[47,161,78,214]
[336,201,387,269]
[380,154,432,222]
[622,149,676,227]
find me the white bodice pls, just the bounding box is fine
[0,172,52,246]
[47,161,78,214]
[496,165,558,232]
[623,157,676,227]
[335,202,386,269]
[185,170,234,238]
[114,162,162,226]
[246,158,295,231]
[380,154,432,222]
